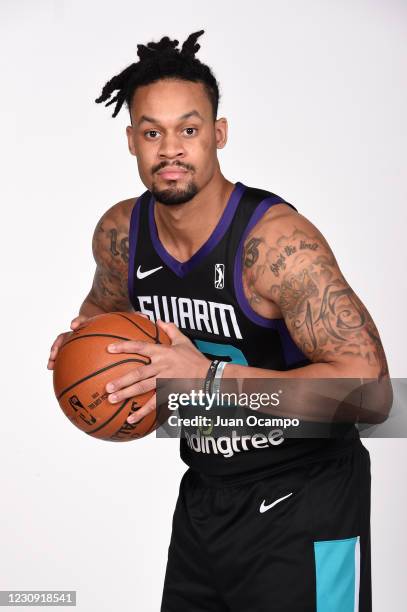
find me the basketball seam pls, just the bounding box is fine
[56,358,149,400]
[61,333,133,348]
[114,312,160,343]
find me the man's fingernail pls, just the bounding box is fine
[106,383,115,392]
[109,394,118,402]
[128,416,140,424]
[108,344,116,351]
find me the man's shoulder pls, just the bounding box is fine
[247,198,300,242]
[99,196,139,227]
[245,188,329,246]
[243,198,333,273]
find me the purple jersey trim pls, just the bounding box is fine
[233,196,307,367]
[127,194,143,305]
[148,181,246,278]
[274,318,309,367]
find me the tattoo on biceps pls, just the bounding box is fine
[94,221,129,266]
[93,266,129,305]
[269,240,319,276]
[268,229,388,377]
[92,218,131,309]
[244,237,263,268]
[109,228,129,264]
[243,237,267,307]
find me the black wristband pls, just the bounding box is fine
[203,359,220,396]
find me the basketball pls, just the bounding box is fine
[53,312,171,441]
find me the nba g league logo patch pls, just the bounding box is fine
[214,263,225,289]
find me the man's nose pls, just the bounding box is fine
[158,134,185,160]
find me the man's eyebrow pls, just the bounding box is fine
[137,110,204,126]
[179,110,204,121]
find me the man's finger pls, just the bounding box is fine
[136,311,149,319]
[127,394,157,424]
[107,340,160,357]
[105,364,157,393]
[50,334,65,352]
[71,316,90,330]
[156,320,186,344]
[108,376,156,404]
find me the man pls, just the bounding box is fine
[48,30,391,611]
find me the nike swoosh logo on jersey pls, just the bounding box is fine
[259,492,293,513]
[136,265,163,279]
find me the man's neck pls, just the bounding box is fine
[153,173,235,263]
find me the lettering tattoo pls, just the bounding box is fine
[270,252,286,276]
[269,241,319,276]
[109,228,129,264]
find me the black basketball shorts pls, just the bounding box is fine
[160,439,371,611]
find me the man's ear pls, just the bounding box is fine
[126,125,137,157]
[215,117,228,149]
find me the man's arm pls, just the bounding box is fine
[80,198,135,316]
[48,197,136,370]
[225,207,392,422]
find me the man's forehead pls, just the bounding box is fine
[131,80,211,123]
[136,109,204,126]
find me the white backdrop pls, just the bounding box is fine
[1,0,406,610]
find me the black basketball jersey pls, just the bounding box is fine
[127,181,358,475]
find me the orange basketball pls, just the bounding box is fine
[53,312,170,441]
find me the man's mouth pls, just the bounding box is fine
[156,167,189,181]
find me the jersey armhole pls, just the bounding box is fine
[233,196,308,368]
[127,194,143,305]
[233,196,288,329]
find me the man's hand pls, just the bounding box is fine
[48,310,150,370]
[47,315,91,370]
[104,320,211,424]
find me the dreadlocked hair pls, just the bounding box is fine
[95,30,219,120]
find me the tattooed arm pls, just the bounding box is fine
[79,198,135,316]
[226,207,392,422]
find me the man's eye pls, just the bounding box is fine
[183,127,197,136]
[145,130,160,139]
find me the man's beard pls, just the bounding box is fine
[151,178,199,206]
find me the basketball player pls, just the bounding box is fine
[48,31,391,611]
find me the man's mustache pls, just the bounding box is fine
[152,161,195,174]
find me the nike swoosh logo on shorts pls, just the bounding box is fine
[136,265,163,279]
[259,492,293,513]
